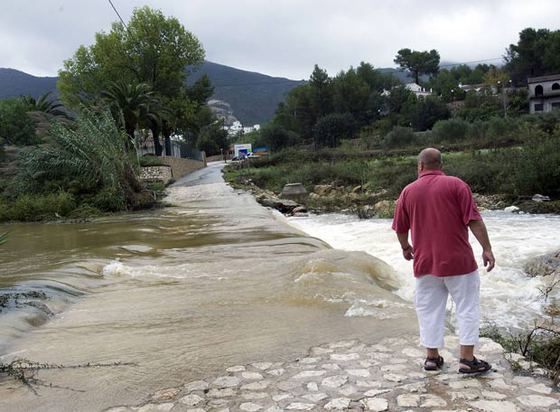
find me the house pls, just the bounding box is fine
[527,74,560,113]
[405,83,432,98]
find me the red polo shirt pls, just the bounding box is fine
[392,170,482,277]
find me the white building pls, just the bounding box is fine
[405,83,432,98]
[528,74,560,114]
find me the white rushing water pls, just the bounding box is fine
[288,210,560,330]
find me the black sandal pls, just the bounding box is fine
[424,355,444,371]
[458,357,491,374]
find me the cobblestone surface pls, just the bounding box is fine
[104,335,560,412]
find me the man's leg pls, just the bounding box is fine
[444,270,480,355]
[444,270,490,372]
[414,275,448,357]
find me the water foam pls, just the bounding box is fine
[289,211,560,329]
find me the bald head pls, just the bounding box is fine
[418,148,442,170]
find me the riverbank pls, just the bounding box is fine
[223,144,560,219]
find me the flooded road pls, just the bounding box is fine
[0,163,415,412]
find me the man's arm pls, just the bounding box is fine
[468,220,495,272]
[397,231,414,261]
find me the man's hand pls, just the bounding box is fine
[402,245,414,261]
[482,249,495,272]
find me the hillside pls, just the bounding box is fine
[188,61,305,125]
[0,62,413,125]
[0,68,58,99]
[0,62,304,125]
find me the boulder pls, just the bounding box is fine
[373,200,396,219]
[532,194,551,202]
[504,206,520,213]
[313,184,334,196]
[280,183,308,203]
[524,250,560,277]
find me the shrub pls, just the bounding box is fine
[0,98,38,145]
[432,119,470,143]
[139,155,165,167]
[382,126,415,148]
[260,125,301,151]
[14,109,142,211]
[0,192,76,222]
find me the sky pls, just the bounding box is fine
[1,0,560,80]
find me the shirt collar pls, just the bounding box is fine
[419,170,445,178]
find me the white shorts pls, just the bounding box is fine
[414,270,480,348]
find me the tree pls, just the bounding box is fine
[101,81,157,141]
[260,125,300,151]
[22,92,68,118]
[394,48,440,84]
[58,6,205,143]
[309,65,333,117]
[406,97,450,131]
[313,113,356,148]
[0,98,38,145]
[505,28,560,85]
[195,122,228,156]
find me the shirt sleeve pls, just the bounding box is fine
[392,193,410,233]
[457,182,482,225]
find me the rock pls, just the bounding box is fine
[272,393,291,401]
[330,353,359,361]
[208,388,236,398]
[504,205,520,213]
[532,194,551,202]
[373,200,396,218]
[306,382,318,391]
[291,206,308,215]
[313,184,334,196]
[291,370,326,379]
[285,402,315,410]
[267,368,285,376]
[421,394,447,407]
[524,249,560,277]
[382,373,406,382]
[321,375,348,388]
[397,394,420,407]
[213,376,241,388]
[280,183,308,203]
[184,380,209,392]
[324,397,351,409]
[302,392,328,402]
[481,391,507,400]
[517,394,558,408]
[242,392,268,400]
[178,394,204,406]
[346,369,370,377]
[362,398,388,411]
[468,400,518,412]
[226,365,246,373]
[242,372,264,380]
[136,403,174,412]
[356,205,376,219]
[251,362,273,370]
[151,387,180,401]
[528,383,553,394]
[241,381,269,391]
[239,402,263,411]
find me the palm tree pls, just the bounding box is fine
[101,82,155,142]
[23,92,68,118]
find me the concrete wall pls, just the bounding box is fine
[158,156,206,180]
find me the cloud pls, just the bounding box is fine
[1,0,559,79]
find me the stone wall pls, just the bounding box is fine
[140,166,173,185]
[158,156,206,180]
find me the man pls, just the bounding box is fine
[392,148,495,374]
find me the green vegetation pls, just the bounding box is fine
[0,233,7,246]
[0,6,220,222]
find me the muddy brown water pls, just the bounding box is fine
[0,163,416,412]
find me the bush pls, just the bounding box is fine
[0,98,38,145]
[432,119,470,142]
[0,192,76,222]
[139,155,165,167]
[382,126,415,148]
[260,125,301,151]
[13,109,142,211]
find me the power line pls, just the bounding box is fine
[107,0,127,29]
